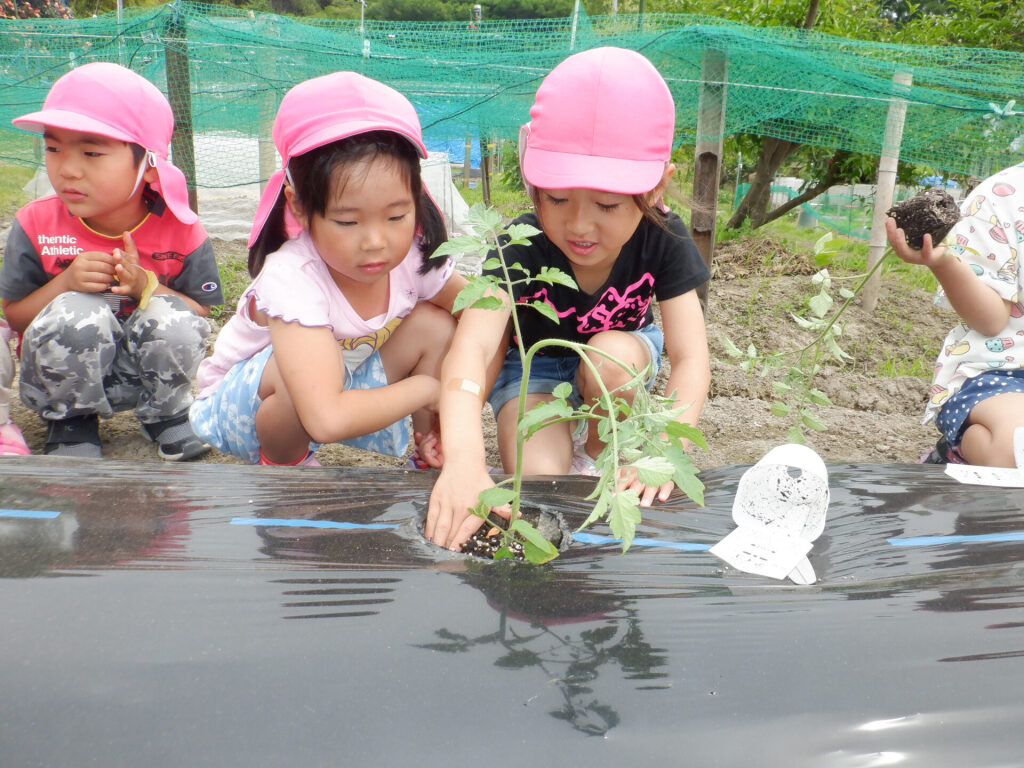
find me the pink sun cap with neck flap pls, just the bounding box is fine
[248,71,430,248]
[520,46,675,196]
[13,61,198,225]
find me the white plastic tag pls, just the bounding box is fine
[711,444,830,584]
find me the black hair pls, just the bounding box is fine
[128,142,147,167]
[248,130,448,278]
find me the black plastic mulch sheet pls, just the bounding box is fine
[2,458,1024,767]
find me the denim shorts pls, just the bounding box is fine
[190,345,410,463]
[486,323,665,418]
[936,369,1024,449]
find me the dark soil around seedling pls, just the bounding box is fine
[461,507,573,560]
[887,187,961,249]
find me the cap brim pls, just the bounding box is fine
[522,145,664,195]
[289,119,428,161]
[12,108,136,144]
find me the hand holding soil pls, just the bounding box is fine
[886,187,961,250]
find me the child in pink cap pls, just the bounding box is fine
[427,47,711,550]
[189,72,465,467]
[1,62,223,459]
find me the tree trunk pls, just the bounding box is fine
[726,136,797,229]
[754,149,844,227]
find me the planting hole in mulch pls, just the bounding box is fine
[887,187,961,249]
[461,505,574,560]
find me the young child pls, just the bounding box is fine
[1,62,223,460]
[0,320,30,455]
[426,47,711,549]
[887,162,1024,467]
[189,72,464,467]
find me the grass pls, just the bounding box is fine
[0,163,35,216]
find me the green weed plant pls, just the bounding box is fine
[433,204,706,563]
[721,231,891,444]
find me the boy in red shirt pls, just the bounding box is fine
[1,62,223,458]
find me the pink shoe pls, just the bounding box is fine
[0,420,30,456]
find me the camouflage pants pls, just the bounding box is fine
[19,292,210,423]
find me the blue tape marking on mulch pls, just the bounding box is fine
[572,531,712,551]
[0,509,61,519]
[230,517,399,531]
[888,531,1024,547]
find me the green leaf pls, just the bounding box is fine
[720,335,743,358]
[528,300,560,323]
[552,381,573,400]
[506,222,542,241]
[481,257,501,270]
[800,410,828,432]
[510,518,559,563]
[579,493,609,530]
[607,490,643,551]
[839,287,855,299]
[478,487,515,507]
[630,455,675,486]
[808,290,833,319]
[770,401,792,417]
[790,313,818,330]
[533,266,578,289]
[467,203,502,233]
[787,425,806,444]
[518,398,573,438]
[772,380,792,395]
[431,235,486,259]
[807,388,832,406]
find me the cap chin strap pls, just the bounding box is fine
[128,150,158,201]
[284,166,295,189]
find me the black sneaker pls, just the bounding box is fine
[44,414,101,458]
[141,412,210,461]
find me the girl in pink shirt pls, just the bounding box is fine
[190,72,465,466]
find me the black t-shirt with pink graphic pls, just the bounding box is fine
[486,210,709,357]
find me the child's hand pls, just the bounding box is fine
[885,217,949,269]
[65,249,116,294]
[111,231,148,300]
[427,464,508,551]
[616,467,675,508]
[413,429,444,469]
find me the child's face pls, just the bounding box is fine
[535,188,644,272]
[43,126,152,236]
[302,154,417,293]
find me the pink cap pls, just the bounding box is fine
[521,47,675,195]
[248,72,428,248]
[13,62,197,226]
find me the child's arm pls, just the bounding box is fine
[886,218,1009,336]
[426,296,512,550]
[112,232,211,318]
[269,318,441,445]
[620,290,710,507]
[1,248,117,335]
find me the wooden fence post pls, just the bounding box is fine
[163,8,198,214]
[691,48,728,313]
[862,70,913,314]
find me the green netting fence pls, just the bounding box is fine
[2,1,1022,194]
[733,182,956,241]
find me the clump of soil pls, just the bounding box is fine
[887,188,961,249]
[461,507,573,560]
